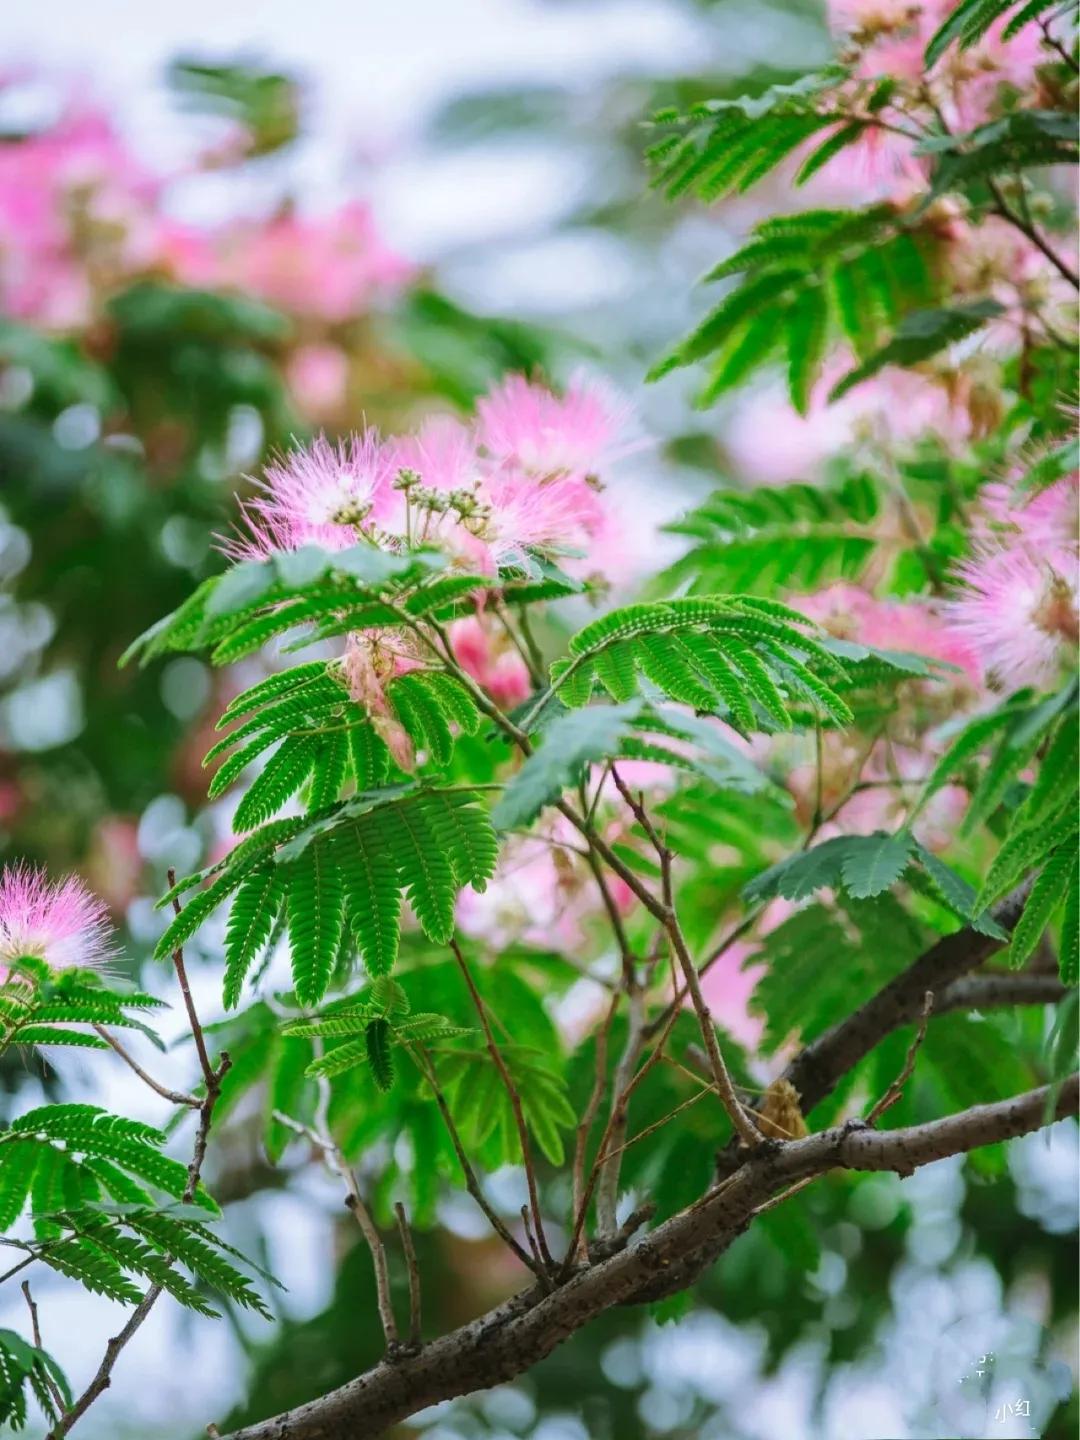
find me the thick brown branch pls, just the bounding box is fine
[221,1076,1077,1440]
[780,885,1032,1125]
[936,971,1067,1013]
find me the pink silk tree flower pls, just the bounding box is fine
[218,201,413,323]
[228,432,399,559]
[479,471,607,571]
[798,582,983,686]
[285,343,350,424]
[977,473,1079,555]
[0,864,114,975]
[448,617,532,708]
[476,373,631,481]
[390,414,482,495]
[946,541,1079,692]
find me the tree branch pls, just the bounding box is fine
[779,885,1033,1126]
[220,1076,1078,1440]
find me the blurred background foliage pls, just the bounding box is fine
[0,1,1075,1436]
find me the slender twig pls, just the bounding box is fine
[411,608,666,920]
[394,1204,422,1349]
[583,848,635,982]
[271,1105,401,1353]
[449,938,555,1269]
[166,867,217,1092]
[607,770,763,1150]
[564,971,687,1270]
[0,1252,38,1287]
[987,176,1080,289]
[344,1188,399,1351]
[596,1081,716,1166]
[492,599,544,689]
[749,1172,824,1220]
[585,761,613,825]
[571,993,618,1261]
[514,604,546,680]
[409,1044,545,1278]
[1040,14,1079,72]
[520,1206,545,1273]
[866,991,934,1125]
[92,1026,200,1108]
[645,908,761,1039]
[21,1281,66,1411]
[594,985,646,1238]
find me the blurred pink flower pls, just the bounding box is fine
[725,363,972,484]
[978,472,1079,553]
[699,899,794,1049]
[216,201,413,322]
[700,938,766,1049]
[456,818,610,953]
[285,343,349,422]
[0,864,114,975]
[798,582,983,683]
[946,540,1078,692]
[449,617,531,708]
[85,816,143,914]
[0,97,155,327]
[476,373,631,480]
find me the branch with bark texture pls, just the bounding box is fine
[220,1075,1078,1440]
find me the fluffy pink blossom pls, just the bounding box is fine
[390,415,481,495]
[0,864,113,975]
[230,432,399,559]
[946,540,1078,692]
[978,472,1079,553]
[815,126,927,202]
[481,471,607,570]
[476,373,631,481]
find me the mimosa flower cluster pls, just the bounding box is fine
[0,863,113,979]
[230,373,629,579]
